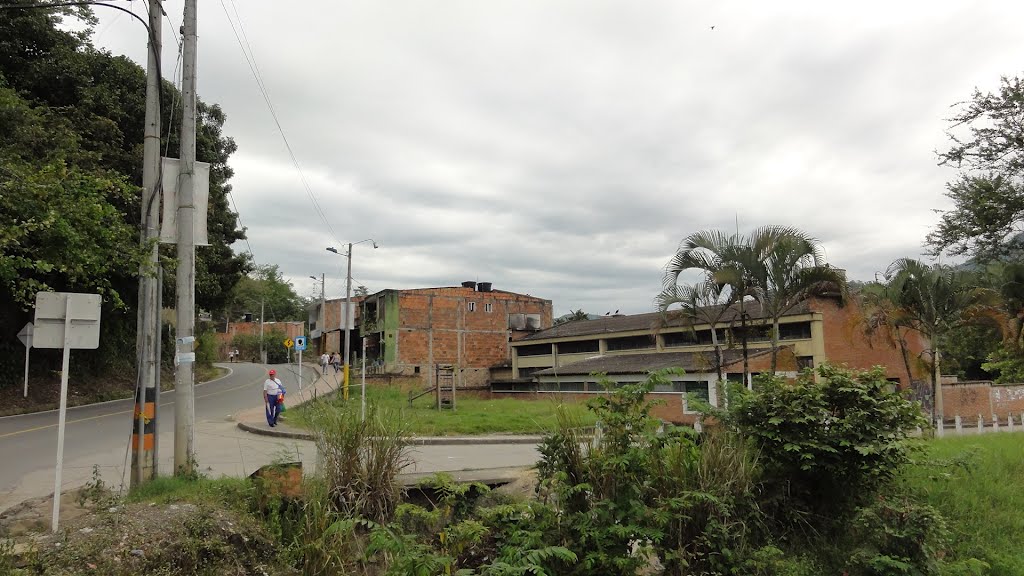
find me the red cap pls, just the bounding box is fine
[268,369,276,376]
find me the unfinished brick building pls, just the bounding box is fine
[359,281,552,387]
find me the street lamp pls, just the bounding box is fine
[309,275,326,354]
[327,239,378,400]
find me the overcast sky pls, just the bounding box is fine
[89,0,1024,317]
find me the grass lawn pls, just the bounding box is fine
[288,382,598,436]
[903,432,1024,576]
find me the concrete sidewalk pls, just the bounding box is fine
[234,371,546,446]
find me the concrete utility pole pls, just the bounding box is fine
[133,0,162,486]
[174,0,198,476]
[343,242,353,400]
[320,273,326,355]
[260,299,265,363]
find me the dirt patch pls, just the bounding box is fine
[0,488,293,575]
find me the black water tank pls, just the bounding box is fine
[461,281,477,289]
[478,282,492,292]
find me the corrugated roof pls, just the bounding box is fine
[532,348,774,376]
[522,300,815,341]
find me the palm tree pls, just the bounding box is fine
[664,229,755,383]
[665,225,844,376]
[744,231,847,373]
[655,278,733,386]
[882,258,1001,425]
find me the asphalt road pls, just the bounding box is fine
[0,362,316,507]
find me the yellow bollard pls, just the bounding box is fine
[343,364,350,400]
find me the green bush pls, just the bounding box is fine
[535,370,764,574]
[728,364,926,533]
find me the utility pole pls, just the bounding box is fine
[260,299,265,363]
[343,242,352,400]
[133,0,162,486]
[320,273,326,355]
[174,0,197,476]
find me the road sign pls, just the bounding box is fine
[32,292,101,533]
[17,322,33,348]
[33,293,101,349]
[294,336,306,351]
[18,322,33,399]
[284,338,293,348]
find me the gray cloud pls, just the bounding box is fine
[91,0,1024,316]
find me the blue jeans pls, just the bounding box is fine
[265,394,281,426]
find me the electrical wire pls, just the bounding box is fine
[216,0,343,246]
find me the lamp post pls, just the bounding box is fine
[327,239,377,400]
[309,274,326,354]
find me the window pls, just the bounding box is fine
[556,340,600,354]
[516,343,552,357]
[779,321,812,340]
[797,356,814,370]
[484,302,493,313]
[683,381,711,412]
[606,335,656,351]
[468,301,476,312]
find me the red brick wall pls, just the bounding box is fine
[943,382,1024,420]
[392,287,552,384]
[812,297,929,387]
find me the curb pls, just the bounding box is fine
[235,420,545,445]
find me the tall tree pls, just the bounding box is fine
[0,5,248,377]
[665,229,755,383]
[655,278,732,386]
[226,265,307,323]
[746,231,847,373]
[666,225,844,376]
[880,258,1001,424]
[928,76,1024,260]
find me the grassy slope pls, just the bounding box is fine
[289,384,597,435]
[903,432,1024,575]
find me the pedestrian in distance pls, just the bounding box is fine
[234,348,240,363]
[228,349,234,362]
[263,368,284,427]
[320,352,330,375]
[331,352,341,373]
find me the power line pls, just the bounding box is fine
[217,0,343,246]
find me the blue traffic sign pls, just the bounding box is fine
[294,336,307,351]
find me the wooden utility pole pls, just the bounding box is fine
[174,0,197,476]
[133,0,162,486]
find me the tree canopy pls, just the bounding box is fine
[928,76,1024,261]
[0,6,248,377]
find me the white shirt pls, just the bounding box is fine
[320,354,329,365]
[263,378,282,395]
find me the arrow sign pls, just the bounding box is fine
[284,338,294,349]
[17,322,33,349]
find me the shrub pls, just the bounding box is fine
[728,364,926,534]
[535,370,764,574]
[306,400,411,523]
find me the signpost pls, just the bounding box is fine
[33,292,101,532]
[17,322,33,398]
[294,336,306,391]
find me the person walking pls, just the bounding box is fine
[331,352,341,373]
[263,369,284,427]
[319,352,330,375]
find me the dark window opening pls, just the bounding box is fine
[797,356,814,370]
[557,340,600,354]
[539,381,585,392]
[684,381,710,403]
[779,322,812,340]
[606,335,655,351]
[516,344,551,357]
[414,366,420,374]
